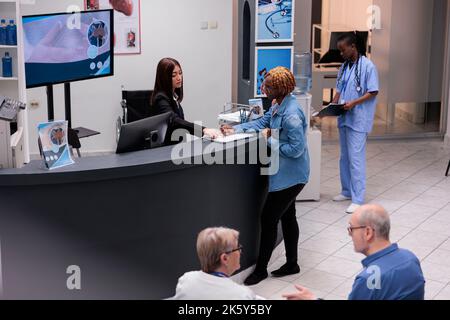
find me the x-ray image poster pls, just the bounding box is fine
[38,121,74,170]
[255,46,293,97]
[255,0,295,43]
[86,0,141,54]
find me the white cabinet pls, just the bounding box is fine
[295,93,322,201]
[0,0,29,169]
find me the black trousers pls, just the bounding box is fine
[255,183,305,272]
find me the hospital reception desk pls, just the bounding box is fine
[0,138,269,299]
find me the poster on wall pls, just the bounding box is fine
[254,46,293,97]
[85,0,141,55]
[255,0,295,43]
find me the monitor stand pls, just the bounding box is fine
[46,83,100,151]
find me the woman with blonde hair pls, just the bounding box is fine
[222,67,310,286]
[172,227,260,300]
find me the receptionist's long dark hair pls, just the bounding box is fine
[151,57,184,109]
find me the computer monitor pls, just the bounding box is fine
[116,112,172,154]
[22,9,114,88]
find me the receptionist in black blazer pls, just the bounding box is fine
[150,57,220,140]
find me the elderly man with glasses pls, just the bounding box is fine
[284,204,425,300]
[171,227,262,300]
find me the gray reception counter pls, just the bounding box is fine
[0,138,269,299]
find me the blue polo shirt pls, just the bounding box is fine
[349,244,425,300]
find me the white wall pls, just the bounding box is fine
[320,0,373,64]
[322,0,373,31]
[21,0,233,154]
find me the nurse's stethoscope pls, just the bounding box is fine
[337,56,363,94]
[264,1,292,39]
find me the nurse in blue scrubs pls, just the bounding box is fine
[331,32,379,214]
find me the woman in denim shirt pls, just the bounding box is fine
[222,67,310,285]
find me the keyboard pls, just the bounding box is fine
[0,96,26,121]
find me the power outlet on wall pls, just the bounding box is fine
[208,21,218,29]
[29,100,39,109]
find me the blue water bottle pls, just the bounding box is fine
[294,52,312,94]
[0,19,7,45]
[2,52,13,77]
[6,20,17,45]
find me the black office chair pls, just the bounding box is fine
[120,89,154,124]
[116,88,153,142]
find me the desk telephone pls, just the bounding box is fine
[0,96,26,121]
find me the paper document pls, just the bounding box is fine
[204,133,255,143]
[312,103,346,118]
[218,111,249,123]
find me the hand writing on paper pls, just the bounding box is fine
[203,128,221,139]
[220,124,235,136]
[261,128,271,139]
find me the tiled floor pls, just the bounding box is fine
[245,138,450,300]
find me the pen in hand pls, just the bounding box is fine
[220,124,235,136]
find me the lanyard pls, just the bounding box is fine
[340,63,356,96]
[340,57,362,95]
[209,272,228,278]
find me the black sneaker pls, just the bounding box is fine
[243,270,268,286]
[271,263,300,277]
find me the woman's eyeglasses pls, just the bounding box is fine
[224,245,243,254]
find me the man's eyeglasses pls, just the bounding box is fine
[347,226,367,235]
[224,245,243,254]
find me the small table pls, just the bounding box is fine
[71,127,100,157]
[73,127,100,139]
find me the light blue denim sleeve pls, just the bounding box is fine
[233,109,271,133]
[268,114,306,159]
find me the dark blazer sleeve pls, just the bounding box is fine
[152,93,205,137]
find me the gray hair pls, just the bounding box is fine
[196,227,239,273]
[358,205,390,240]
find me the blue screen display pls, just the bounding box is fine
[23,10,114,88]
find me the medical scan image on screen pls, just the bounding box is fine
[23,10,113,88]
